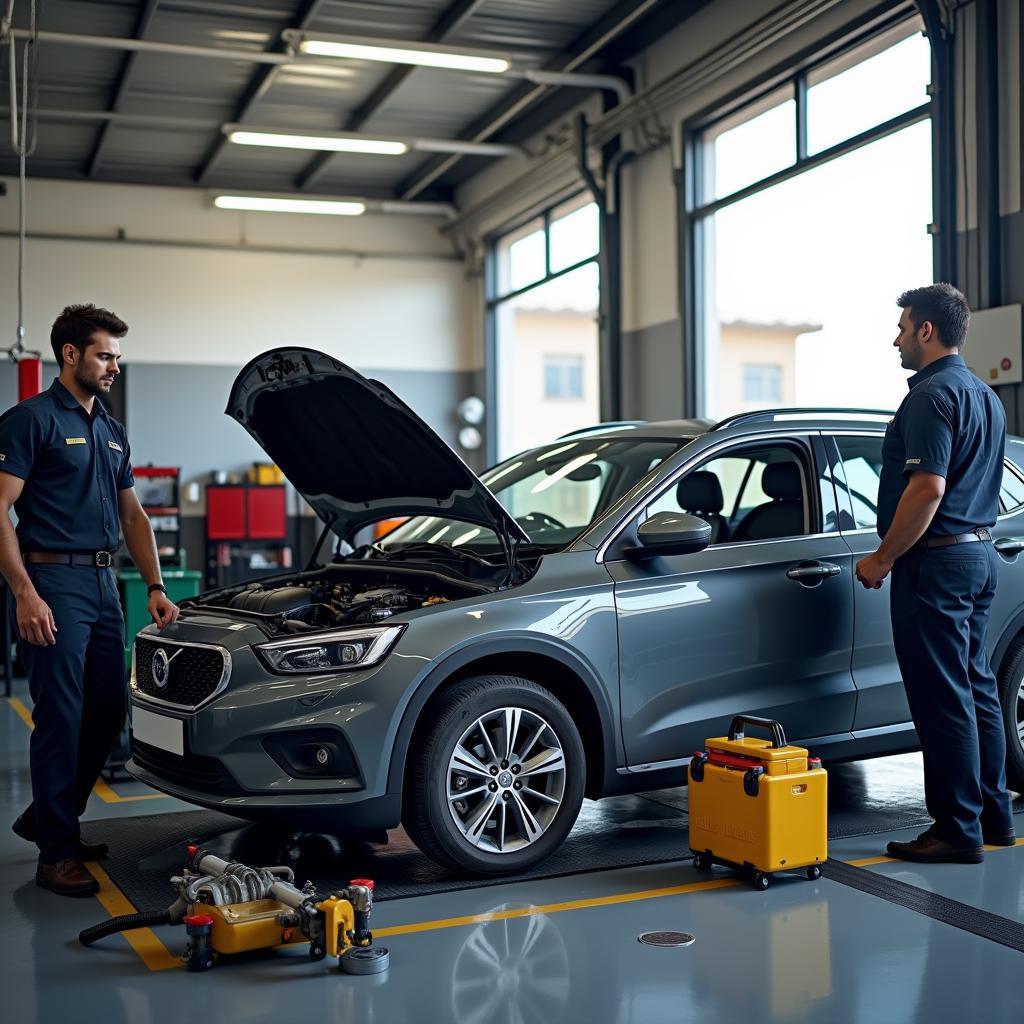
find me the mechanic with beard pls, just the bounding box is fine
[856,283,1016,863]
[0,304,179,896]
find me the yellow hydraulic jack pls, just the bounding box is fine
[80,844,390,975]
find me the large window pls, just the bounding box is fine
[489,194,600,460]
[689,21,933,420]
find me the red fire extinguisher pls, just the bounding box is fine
[18,357,42,402]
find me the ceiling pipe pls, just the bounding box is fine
[516,68,631,104]
[5,27,358,68]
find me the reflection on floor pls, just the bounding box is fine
[2,689,1022,1024]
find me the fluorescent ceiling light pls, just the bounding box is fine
[299,38,509,74]
[229,130,407,155]
[213,195,365,216]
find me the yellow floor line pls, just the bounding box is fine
[847,855,896,867]
[373,876,742,938]
[7,697,167,803]
[85,862,182,972]
[90,776,167,804]
[7,695,34,729]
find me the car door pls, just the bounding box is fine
[607,434,856,768]
[827,431,909,730]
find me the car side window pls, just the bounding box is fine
[646,445,810,544]
[998,459,1024,515]
[834,436,883,530]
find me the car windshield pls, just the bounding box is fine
[376,436,690,554]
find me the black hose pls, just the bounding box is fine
[79,909,174,946]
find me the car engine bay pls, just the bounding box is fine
[181,564,495,636]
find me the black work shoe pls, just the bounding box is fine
[982,830,1017,847]
[886,833,985,864]
[35,859,100,897]
[12,816,108,860]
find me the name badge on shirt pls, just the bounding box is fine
[108,440,123,452]
[65,437,87,446]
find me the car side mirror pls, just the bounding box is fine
[626,511,712,560]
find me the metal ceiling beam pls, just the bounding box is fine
[297,0,486,192]
[395,0,664,200]
[194,0,330,184]
[86,0,162,178]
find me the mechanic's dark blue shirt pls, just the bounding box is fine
[877,354,1004,539]
[0,379,134,552]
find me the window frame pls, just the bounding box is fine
[485,189,601,464]
[677,11,933,418]
[640,437,822,546]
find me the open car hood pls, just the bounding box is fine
[226,348,528,544]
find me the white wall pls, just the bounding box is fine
[0,177,472,372]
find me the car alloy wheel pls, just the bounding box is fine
[1016,677,1024,753]
[403,675,586,875]
[995,637,1024,793]
[446,706,566,854]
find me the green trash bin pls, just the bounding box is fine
[119,569,202,673]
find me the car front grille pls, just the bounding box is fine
[133,636,229,710]
[131,738,243,796]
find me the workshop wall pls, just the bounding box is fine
[0,177,479,567]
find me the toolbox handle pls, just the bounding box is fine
[728,715,787,748]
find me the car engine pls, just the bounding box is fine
[222,576,455,633]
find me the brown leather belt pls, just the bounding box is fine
[914,528,991,550]
[24,551,115,568]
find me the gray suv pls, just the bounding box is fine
[127,349,1024,875]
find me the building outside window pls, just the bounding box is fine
[489,193,600,459]
[742,363,783,404]
[544,355,585,399]
[689,19,933,419]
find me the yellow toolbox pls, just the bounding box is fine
[688,715,827,889]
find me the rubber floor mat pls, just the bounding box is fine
[86,792,690,909]
[821,858,1024,953]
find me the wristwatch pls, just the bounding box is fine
[147,583,168,596]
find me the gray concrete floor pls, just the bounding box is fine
[3,686,1023,1024]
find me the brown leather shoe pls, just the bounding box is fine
[886,832,984,864]
[35,859,100,897]
[12,816,108,860]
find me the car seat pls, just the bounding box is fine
[676,470,729,544]
[731,462,805,542]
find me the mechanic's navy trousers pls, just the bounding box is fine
[16,564,126,863]
[890,543,1015,847]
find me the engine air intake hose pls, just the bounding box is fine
[79,909,173,946]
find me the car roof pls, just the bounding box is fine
[564,409,893,443]
[562,410,1024,446]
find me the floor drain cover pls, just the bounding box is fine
[638,931,695,947]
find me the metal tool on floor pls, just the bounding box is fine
[688,715,827,890]
[79,844,390,975]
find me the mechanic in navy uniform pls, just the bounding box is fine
[856,283,1016,863]
[0,304,179,896]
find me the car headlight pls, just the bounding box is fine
[254,625,405,675]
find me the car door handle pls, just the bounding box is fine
[994,537,1024,555]
[786,561,842,583]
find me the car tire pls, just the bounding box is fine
[997,637,1024,794]
[403,675,586,876]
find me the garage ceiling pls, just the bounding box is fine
[0,0,708,201]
